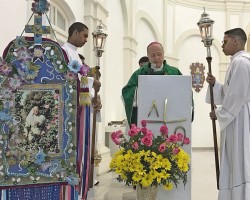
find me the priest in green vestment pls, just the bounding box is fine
[122,42,183,126]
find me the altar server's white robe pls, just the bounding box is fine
[206,51,250,200]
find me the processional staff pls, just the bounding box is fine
[89,20,107,188]
[197,8,220,190]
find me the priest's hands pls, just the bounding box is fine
[209,105,217,120]
[206,73,216,86]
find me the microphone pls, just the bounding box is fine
[148,63,156,75]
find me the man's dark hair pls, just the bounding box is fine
[68,22,88,37]
[78,54,85,60]
[225,28,247,44]
[138,56,149,65]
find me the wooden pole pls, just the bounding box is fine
[206,56,220,189]
[89,65,101,188]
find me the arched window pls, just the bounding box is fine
[48,3,68,45]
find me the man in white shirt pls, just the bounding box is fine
[62,22,101,199]
[62,22,89,64]
[206,28,250,200]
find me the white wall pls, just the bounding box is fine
[104,0,126,122]
[64,0,84,22]
[136,19,156,70]
[0,0,28,53]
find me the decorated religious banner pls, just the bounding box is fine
[137,75,192,200]
[0,36,79,188]
[0,0,81,190]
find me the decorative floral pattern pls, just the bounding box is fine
[14,46,31,62]
[8,75,22,90]
[17,61,41,82]
[31,0,50,15]
[15,36,28,47]
[29,44,46,62]
[65,71,76,81]
[34,148,46,165]
[68,60,81,73]
[79,63,90,76]
[0,57,12,76]
[0,36,79,187]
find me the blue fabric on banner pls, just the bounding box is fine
[6,185,60,200]
[70,185,74,200]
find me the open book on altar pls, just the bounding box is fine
[137,75,192,200]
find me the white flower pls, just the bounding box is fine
[12,177,21,184]
[68,143,74,153]
[30,176,40,182]
[0,165,4,176]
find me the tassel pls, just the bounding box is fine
[79,91,91,106]
[79,77,91,106]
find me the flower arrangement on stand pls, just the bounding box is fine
[110,120,191,191]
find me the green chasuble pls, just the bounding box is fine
[122,60,182,126]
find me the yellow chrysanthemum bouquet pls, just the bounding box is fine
[110,120,191,190]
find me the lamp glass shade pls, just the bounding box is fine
[92,21,108,52]
[199,23,213,41]
[197,9,214,47]
[93,34,106,50]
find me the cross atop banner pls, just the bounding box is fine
[25,15,51,43]
[25,0,51,43]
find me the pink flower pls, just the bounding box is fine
[141,127,147,135]
[165,138,171,144]
[141,136,152,147]
[111,130,123,145]
[158,143,166,152]
[111,132,117,140]
[183,137,190,145]
[141,120,147,127]
[169,135,178,143]
[145,130,153,138]
[176,132,184,141]
[131,124,137,129]
[128,128,139,137]
[111,130,122,140]
[44,104,50,109]
[46,125,51,130]
[160,125,168,136]
[172,147,180,155]
[113,138,121,145]
[65,71,76,81]
[132,142,139,150]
